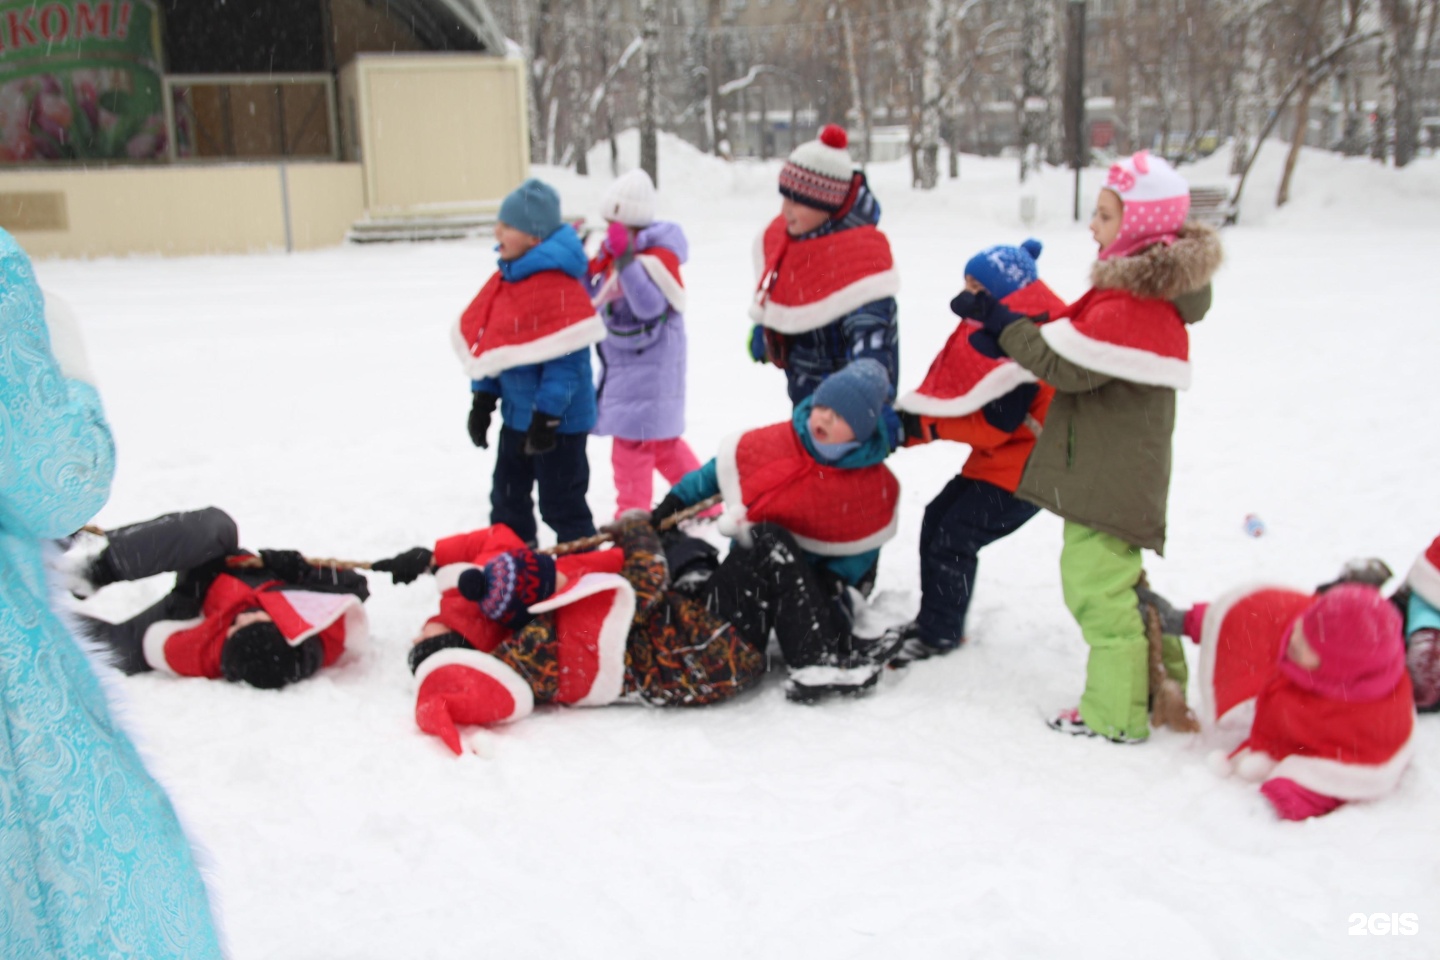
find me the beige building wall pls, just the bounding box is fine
[0,163,363,258]
[343,54,528,218]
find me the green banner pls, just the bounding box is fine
[0,1,165,161]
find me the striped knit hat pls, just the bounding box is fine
[456,548,558,630]
[779,125,856,213]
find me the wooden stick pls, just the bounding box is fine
[209,494,725,571]
[541,493,723,556]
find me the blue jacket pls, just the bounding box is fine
[670,397,893,585]
[473,227,598,433]
[0,229,223,958]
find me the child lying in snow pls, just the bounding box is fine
[61,507,368,689]
[373,515,764,753]
[1140,569,1417,822]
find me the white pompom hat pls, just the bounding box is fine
[599,169,657,227]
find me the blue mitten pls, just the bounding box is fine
[748,324,768,363]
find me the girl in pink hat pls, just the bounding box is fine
[963,150,1223,742]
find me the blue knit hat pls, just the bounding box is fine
[964,238,1043,301]
[498,178,563,240]
[812,359,891,443]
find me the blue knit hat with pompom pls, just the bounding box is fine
[963,238,1043,301]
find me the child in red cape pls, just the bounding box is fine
[1138,576,1416,821]
[893,238,1065,662]
[62,507,368,689]
[373,516,763,753]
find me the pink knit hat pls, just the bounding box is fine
[1098,150,1190,261]
[1278,584,1406,702]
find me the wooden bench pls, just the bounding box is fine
[1188,185,1234,227]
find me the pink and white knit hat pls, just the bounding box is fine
[1098,150,1190,261]
[779,125,856,213]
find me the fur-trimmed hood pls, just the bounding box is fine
[1091,223,1223,302]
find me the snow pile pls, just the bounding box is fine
[30,140,1440,959]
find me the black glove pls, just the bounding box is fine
[468,391,499,448]
[258,549,312,584]
[371,546,434,585]
[880,405,903,453]
[952,290,1028,337]
[523,411,561,455]
[651,492,685,528]
[899,411,930,444]
[968,328,1007,359]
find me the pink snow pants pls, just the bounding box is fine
[612,437,704,517]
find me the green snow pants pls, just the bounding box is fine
[1060,521,1150,741]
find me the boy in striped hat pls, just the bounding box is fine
[748,125,901,405]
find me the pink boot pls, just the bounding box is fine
[1260,777,1344,821]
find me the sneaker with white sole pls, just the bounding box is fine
[1046,707,1146,744]
[885,621,962,668]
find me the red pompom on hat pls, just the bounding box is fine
[779,124,857,213]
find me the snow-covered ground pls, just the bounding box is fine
[34,136,1440,959]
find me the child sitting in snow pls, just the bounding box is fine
[748,125,900,405]
[61,507,369,689]
[587,169,710,518]
[892,239,1065,663]
[650,359,903,700]
[1140,577,1415,821]
[971,150,1222,743]
[455,177,602,545]
[371,515,764,753]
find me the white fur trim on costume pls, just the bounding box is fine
[528,572,634,707]
[895,363,1039,417]
[1197,583,1292,730]
[636,253,688,314]
[434,563,481,596]
[1040,318,1192,390]
[1407,553,1440,609]
[141,617,205,675]
[414,646,535,722]
[712,431,754,547]
[1261,736,1416,801]
[451,312,606,380]
[750,268,901,335]
[711,429,898,556]
[276,591,368,647]
[789,509,900,556]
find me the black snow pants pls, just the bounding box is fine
[697,523,854,670]
[79,507,241,674]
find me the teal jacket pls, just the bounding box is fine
[670,396,893,585]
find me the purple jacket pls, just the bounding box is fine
[589,221,690,440]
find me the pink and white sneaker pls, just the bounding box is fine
[1046,707,1146,744]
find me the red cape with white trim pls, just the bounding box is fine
[1040,287,1192,390]
[142,573,367,678]
[750,216,899,335]
[714,421,899,556]
[898,280,1065,417]
[452,269,604,379]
